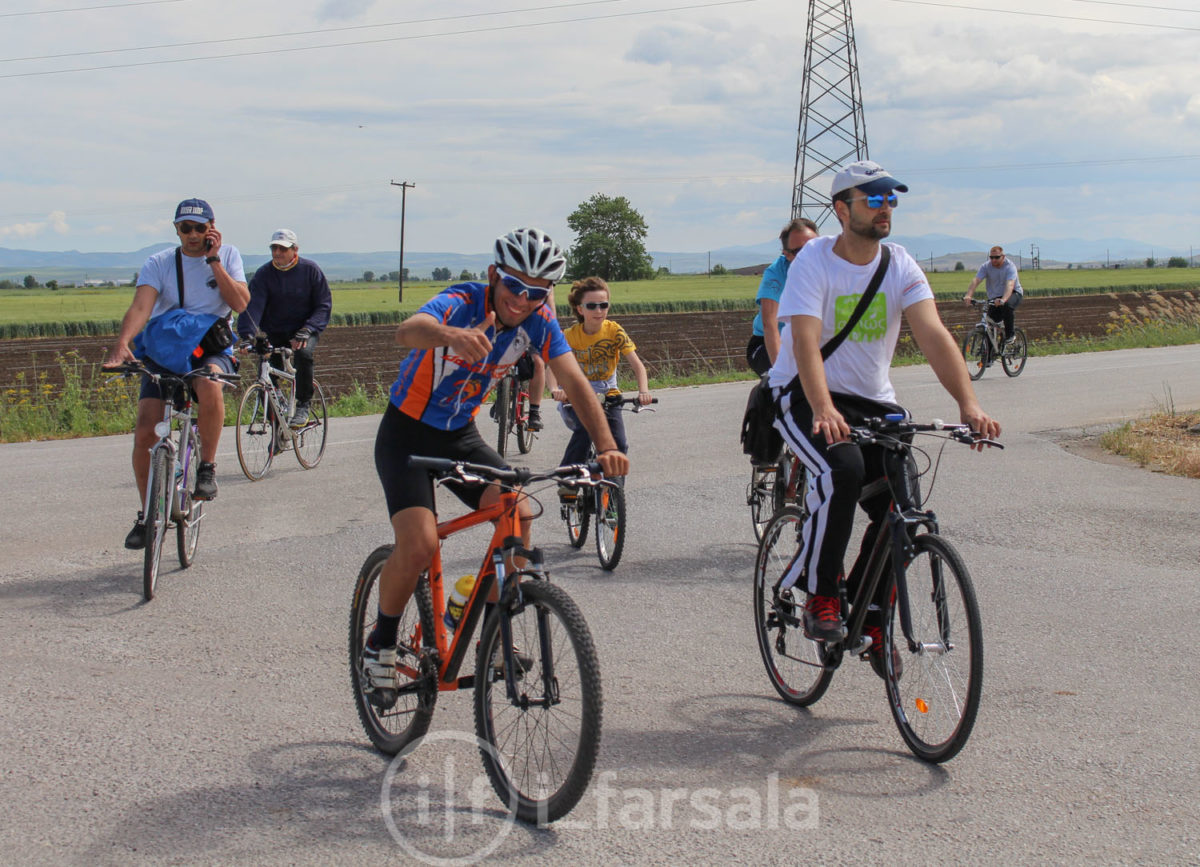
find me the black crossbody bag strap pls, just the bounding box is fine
[174,246,186,309]
[820,245,890,360]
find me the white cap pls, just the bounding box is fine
[269,228,298,248]
[830,160,909,197]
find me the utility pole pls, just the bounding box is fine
[390,180,415,303]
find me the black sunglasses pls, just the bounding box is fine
[989,254,1003,260]
[177,222,208,234]
[583,301,610,310]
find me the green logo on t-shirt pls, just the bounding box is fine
[834,293,887,343]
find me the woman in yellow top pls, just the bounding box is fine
[547,276,653,471]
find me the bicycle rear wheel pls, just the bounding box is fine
[752,506,834,705]
[885,533,983,763]
[563,493,589,548]
[176,426,202,568]
[143,447,171,601]
[236,383,276,480]
[293,380,329,469]
[747,463,776,542]
[1002,328,1028,377]
[349,545,438,755]
[961,328,988,381]
[494,378,512,457]
[516,382,534,454]
[474,579,602,825]
[595,482,626,571]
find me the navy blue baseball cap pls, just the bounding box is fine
[174,198,214,224]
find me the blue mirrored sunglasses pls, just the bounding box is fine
[498,273,552,302]
[853,193,899,209]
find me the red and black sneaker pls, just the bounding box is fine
[863,623,903,681]
[802,594,845,643]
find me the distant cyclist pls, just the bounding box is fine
[963,245,1023,348]
[237,229,332,427]
[746,218,819,375]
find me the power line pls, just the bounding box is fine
[1069,0,1200,12]
[1,0,184,17]
[0,0,759,79]
[0,0,635,65]
[887,0,1200,30]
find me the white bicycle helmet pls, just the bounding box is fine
[493,227,567,283]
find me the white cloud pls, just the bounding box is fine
[0,211,70,242]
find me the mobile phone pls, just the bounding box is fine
[205,237,213,251]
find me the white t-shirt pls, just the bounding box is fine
[138,244,246,319]
[768,235,933,404]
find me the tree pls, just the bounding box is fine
[362,270,376,283]
[1145,257,1156,268]
[566,193,654,281]
[46,280,58,291]
[954,261,964,271]
[23,274,37,289]
[1167,256,1188,268]
[431,267,452,281]
[710,263,727,275]
[459,269,475,281]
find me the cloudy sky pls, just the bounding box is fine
[1,0,1198,259]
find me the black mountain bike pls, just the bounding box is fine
[753,415,1000,762]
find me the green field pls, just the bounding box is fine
[2,268,1198,328]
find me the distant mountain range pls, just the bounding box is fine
[0,234,1187,283]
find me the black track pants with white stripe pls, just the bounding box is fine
[771,382,904,600]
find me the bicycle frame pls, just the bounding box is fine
[402,484,547,702]
[970,302,1005,353]
[252,349,300,441]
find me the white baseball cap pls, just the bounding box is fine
[830,160,909,197]
[269,228,298,248]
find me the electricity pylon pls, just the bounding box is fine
[791,0,869,229]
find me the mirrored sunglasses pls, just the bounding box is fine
[498,273,551,302]
[853,193,898,209]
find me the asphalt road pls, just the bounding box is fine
[2,346,1198,865]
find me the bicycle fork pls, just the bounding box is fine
[492,543,558,707]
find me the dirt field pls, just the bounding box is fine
[2,289,1196,398]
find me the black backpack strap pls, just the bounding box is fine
[174,246,185,309]
[821,245,890,360]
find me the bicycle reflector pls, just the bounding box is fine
[915,698,929,714]
[154,421,171,438]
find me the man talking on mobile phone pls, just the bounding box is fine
[105,198,249,549]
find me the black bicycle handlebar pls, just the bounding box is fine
[604,394,659,412]
[847,415,1003,449]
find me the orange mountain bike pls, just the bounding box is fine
[349,457,605,824]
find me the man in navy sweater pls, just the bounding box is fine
[238,229,333,426]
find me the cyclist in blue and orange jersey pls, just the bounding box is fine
[746,217,819,376]
[362,228,629,707]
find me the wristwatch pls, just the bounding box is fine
[205,255,220,265]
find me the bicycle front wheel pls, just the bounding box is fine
[474,580,602,825]
[885,533,983,763]
[753,506,834,705]
[236,383,276,480]
[516,381,534,454]
[176,426,202,568]
[494,378,511,457]
[1002,328,1028,377]
[143,447,171,601]
[595,483,626,571]
[349,545,438,755]
[293,380,328,469]
[961,328,988,381]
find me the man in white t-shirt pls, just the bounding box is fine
[768,160,1000,677]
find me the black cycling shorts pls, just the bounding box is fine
[374,402,509,518]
